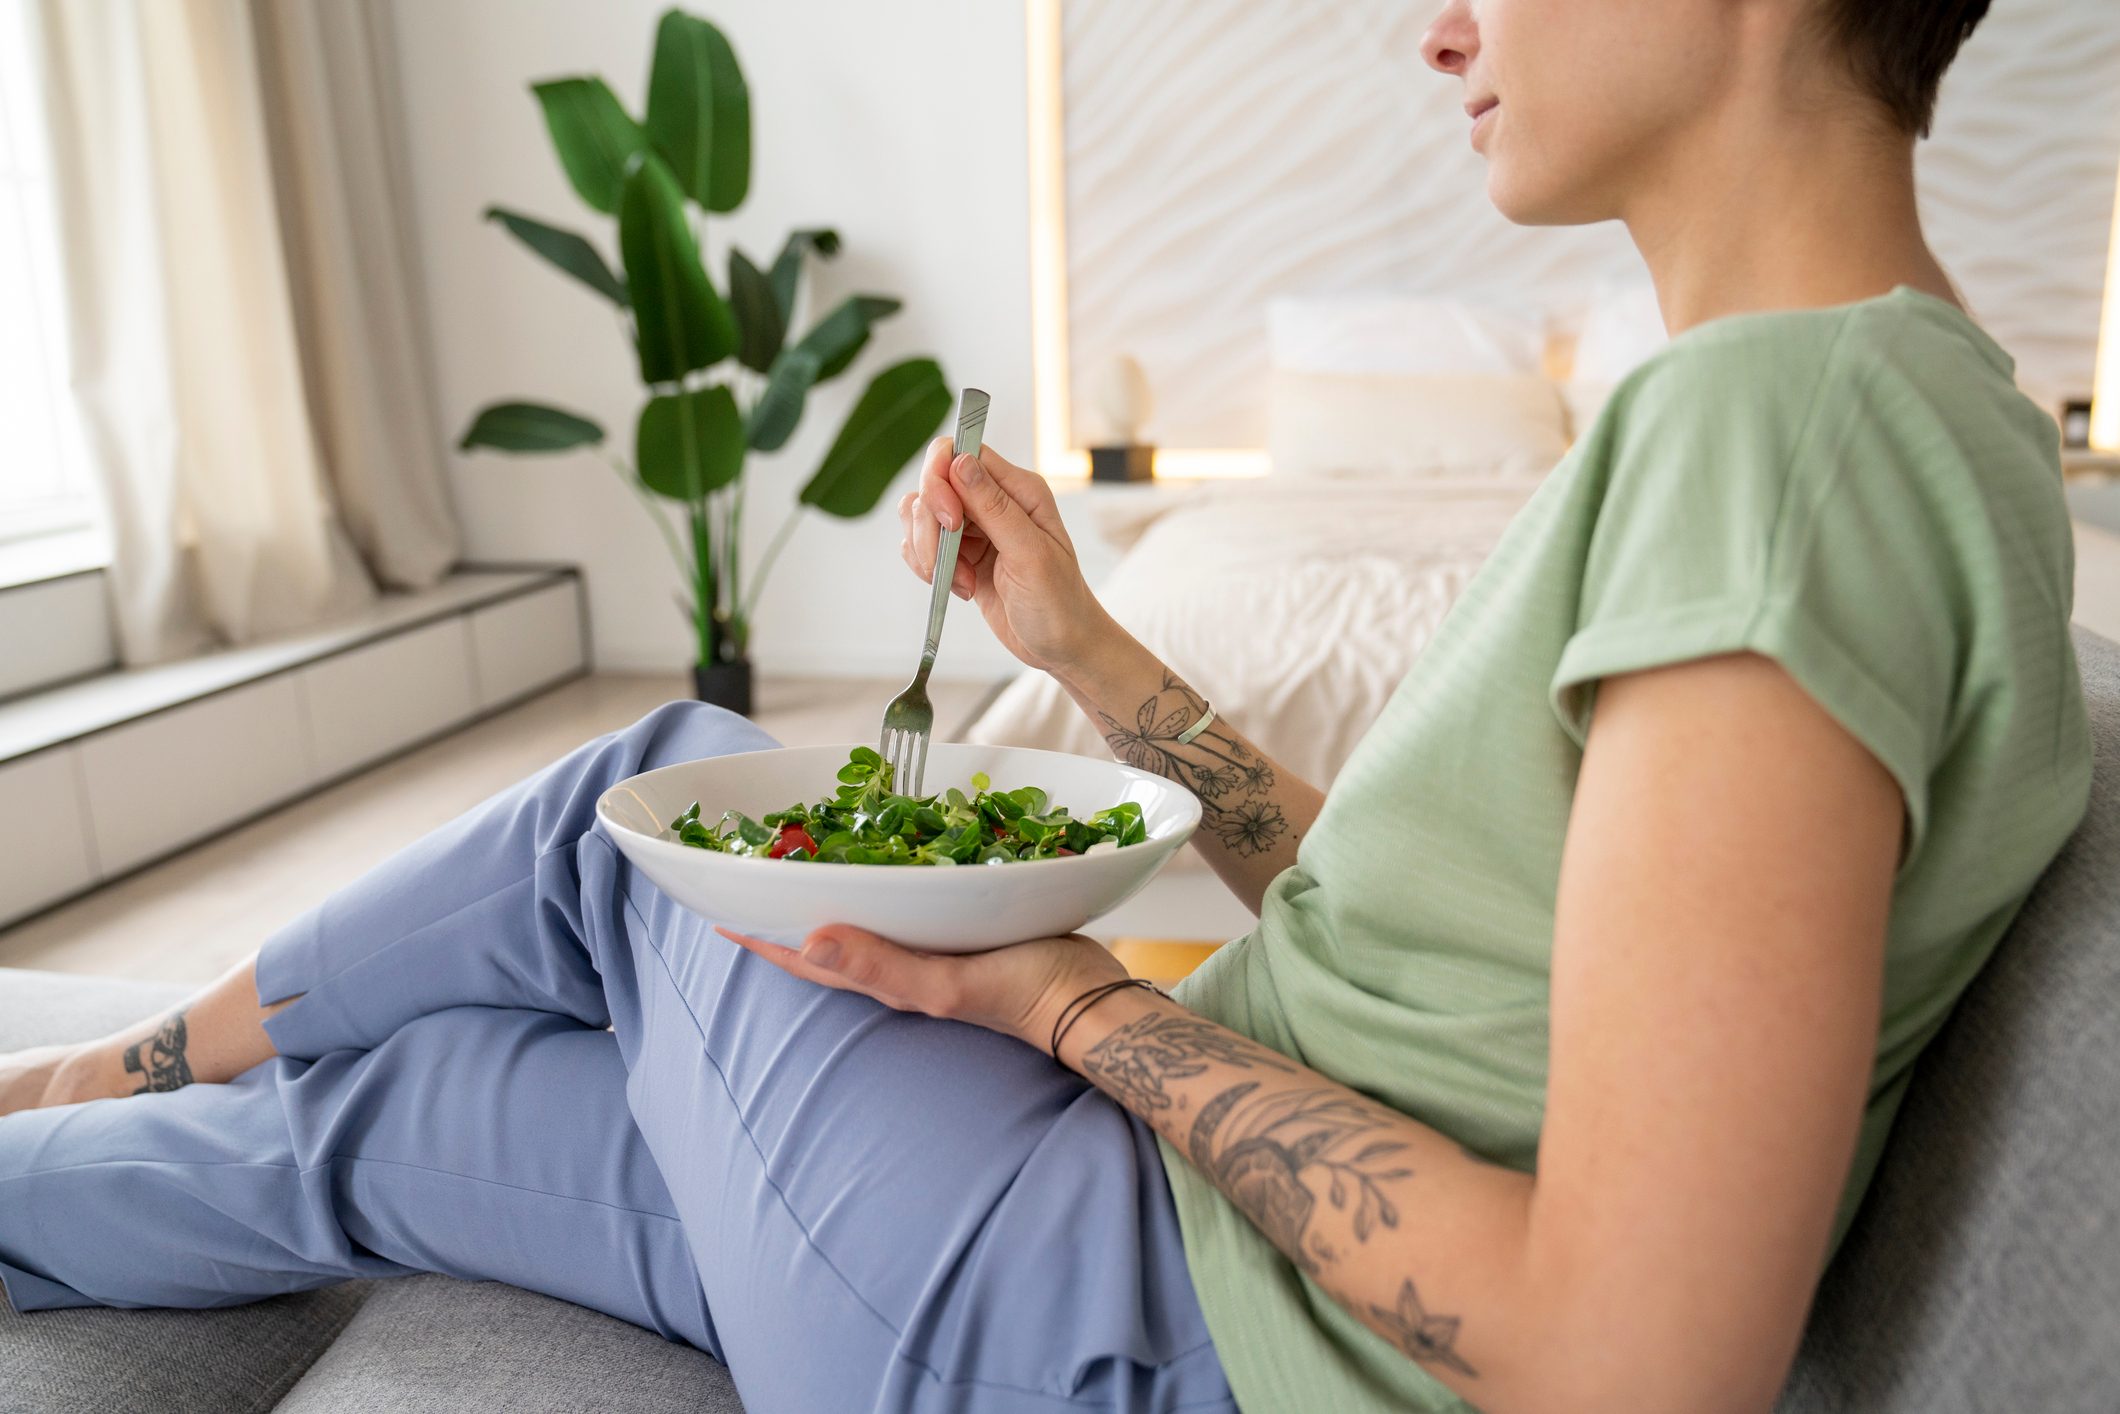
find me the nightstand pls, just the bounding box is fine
[2062,449,2120,482]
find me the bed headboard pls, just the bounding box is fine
[1048,0,2120,451]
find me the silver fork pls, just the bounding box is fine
[879,387,989,796]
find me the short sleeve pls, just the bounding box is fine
[1547,317,1969,874]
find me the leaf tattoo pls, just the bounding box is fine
[1083,1011,1478,1386]
[1099,671,1291,856]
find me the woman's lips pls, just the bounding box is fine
[1468,99,1499,150]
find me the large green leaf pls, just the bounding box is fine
[728,248,784,373]
[644,9,750,213]
[459,401,606,453]
[740,288,894,446]
[799,358,950,517]
[637,384,745,500]
[532,78,649,215]
[619,152,736,384]
[793,294,901,383]
[746,347,820,451]
[768,227,839,321]
[485,207,627,306]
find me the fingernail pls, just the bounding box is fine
[954,452,984,485]
[936,507,957,530]
[805,937,843,969]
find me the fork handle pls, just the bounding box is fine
[917,524,965,679]
[914,388,988,680]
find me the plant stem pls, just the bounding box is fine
[727,476,746,654]
[712,485,735,647]
[689,500,716,665]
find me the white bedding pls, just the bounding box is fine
[964,475,1544,787]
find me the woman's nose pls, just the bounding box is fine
[1421,0,1479,76]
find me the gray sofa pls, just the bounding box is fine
[3,628,2115,1413]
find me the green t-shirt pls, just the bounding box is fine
[1162,285,2093,1414]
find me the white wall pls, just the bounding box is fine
[387,0,1032,680]
[1058,0,2120,446]
[389,0,2120,678]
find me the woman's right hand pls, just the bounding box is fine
[898,436,1113,679]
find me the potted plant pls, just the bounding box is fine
[459,7,951,715]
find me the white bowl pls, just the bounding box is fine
[595,742,1202,953]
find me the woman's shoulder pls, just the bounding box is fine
[1590,284,2060,496]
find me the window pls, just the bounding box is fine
[0,4,99,552]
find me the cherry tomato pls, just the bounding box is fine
[768,824,819,859]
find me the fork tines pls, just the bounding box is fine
[879,724,931,797]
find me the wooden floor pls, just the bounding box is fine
[0,673,999,985]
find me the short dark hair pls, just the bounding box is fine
[1815,0,1992,138]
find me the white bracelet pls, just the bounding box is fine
[1174,702,1217,745]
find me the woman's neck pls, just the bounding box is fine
[1621,92,1960,338]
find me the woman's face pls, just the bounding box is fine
[1421,0,1753,226]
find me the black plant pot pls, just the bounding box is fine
[692,658,754,717]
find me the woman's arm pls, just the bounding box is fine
[899,437,1320,912]
[729,649,1901,1414]
[1051,625,1321,913]
[1060,650,1897,1413]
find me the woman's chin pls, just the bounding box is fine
[1486,162,1616,229]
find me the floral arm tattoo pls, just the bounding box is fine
[1080,1010,1480,1382]
[1099,671,1294,858]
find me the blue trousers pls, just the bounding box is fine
[0,701,1234,1413]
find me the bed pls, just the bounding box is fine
[964,288,1667,783]
[965,475,1542,785]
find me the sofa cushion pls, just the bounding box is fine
[0,969,743,1411]
[0,968,186,1049]
[0,1284,371,1414]
[1778,626,2120,1413]
[274,1273,741,1414]
[0,971,374,1414]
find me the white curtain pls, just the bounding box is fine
[250,0,459,591]
[31,0,458,666]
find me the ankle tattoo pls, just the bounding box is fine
[123,1012,195,1094]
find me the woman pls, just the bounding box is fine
[0,0,2090,1408]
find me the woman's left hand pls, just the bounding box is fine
[715,924,1129,1056]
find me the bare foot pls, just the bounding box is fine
[0,1042,129,1117]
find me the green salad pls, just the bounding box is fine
[666,746,1149,866]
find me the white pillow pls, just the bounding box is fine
[1571,279,1668,380]
[1564,280,1668,438]
[1267,294,1545,377]
[1268,367,1570,478]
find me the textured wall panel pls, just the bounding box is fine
[1062,0,2120,446]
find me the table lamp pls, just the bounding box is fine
[2093,160,2120,452]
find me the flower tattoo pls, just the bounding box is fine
[1214,800,1289,855]
[1096,672,1295,859]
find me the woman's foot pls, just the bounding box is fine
[1,958,292,1121]
[0,1042,128,1117]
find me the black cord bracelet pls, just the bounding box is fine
[1049,977,1165,1061]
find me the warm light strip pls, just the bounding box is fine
[1024,0,1074,478]
[1040,449,1270,482]
[1023,0,1261,478]
[2093,162,2120,452]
